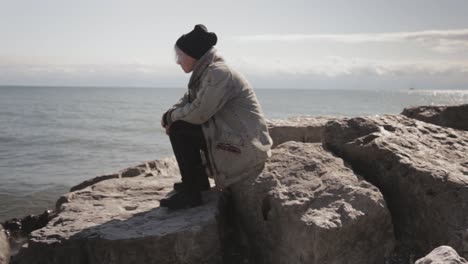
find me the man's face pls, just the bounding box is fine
[175,48,196,73]
[180,58,195,73]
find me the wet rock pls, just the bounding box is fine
[0,226,10,264]
[2,220,20,234]
[415,246,468,264]
[230,141,395,264]
[12,157,224,264]
[20,211,52,234]
[402,104,468,131]
[322,115,468,258]
[267,116,339,148]
[2,210,54,236]
[120,167,142,178]
[70,174,118,192]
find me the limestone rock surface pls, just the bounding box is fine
[267,116,338,147]
[230,141,395,264]
[12,158,224,264]
[402,104,468,131]
[415,246,468,264]
[322,115,468,258]
[1,226,10,264]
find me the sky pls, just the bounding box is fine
[1,0,468,90]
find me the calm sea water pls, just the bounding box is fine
[1,86,468,221]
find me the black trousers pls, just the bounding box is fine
[169,121,210,192]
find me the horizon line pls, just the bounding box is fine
[1,84,467,92]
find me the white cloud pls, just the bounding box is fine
[230,56,468,77]
[232,29,468,54]
[2,34,468,88]
[0,61,176,76]
[0,62,184,87]
[2,56,468,88]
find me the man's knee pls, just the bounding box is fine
[170,120,203,137]
[170,120,192,132]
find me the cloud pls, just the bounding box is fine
[232,29,468,53]
[0,62,185,87]
[2,43,468,89]
[230,56,468,78]
[2,56,468,88]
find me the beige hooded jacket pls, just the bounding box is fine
[166,48,272,188]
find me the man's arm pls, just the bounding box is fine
[171,91,189,109]
[170,67,233,125]
[161,91,189,128]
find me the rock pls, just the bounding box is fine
[267,116,338,148]
[70,174,118,192]
[3,213,45,234]
[2,209,56,258]
[1,226,10,264]
[19,210,53,234]
[12,157,225,264]
[2,220,20,234]
[120,167,142,178]
[402,104,468,131]
[230,141,395,264]
[415,246,468,264]
[322,115,468,258]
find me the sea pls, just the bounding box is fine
[1,86,468,222]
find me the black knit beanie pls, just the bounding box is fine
[176,24,218,60]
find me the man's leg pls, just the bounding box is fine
[160,120,209,209]
[169,120,210,191]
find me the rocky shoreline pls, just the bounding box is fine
[2,103,468,264]
[402,104,468,131]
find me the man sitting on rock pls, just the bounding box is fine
[160,24,272,209]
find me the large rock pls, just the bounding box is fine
[416,246,468,264]
[1,226,10,264]
[402,104,468,131]
[230,141,395,264]
[12,158,225,264]
[323,115,468,258]
[267,116,338,148]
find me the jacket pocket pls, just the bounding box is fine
[215,131,244,154]
[216,142,242,155]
